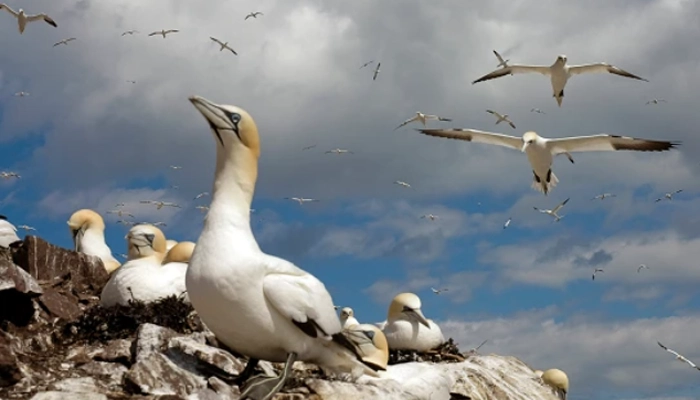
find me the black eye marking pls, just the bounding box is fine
[362,330,375,340]
[144,233,155,244]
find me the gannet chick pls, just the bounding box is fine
[0,3,57,34]
[166,239,179,252]
[0,215,21,248]
[340,307,360,329]
[186,95,381,400]
[541,368,569,400]
[163,241,195,264]
[343,324,389,371]
[67,209,121,274]
[100,224,187,307]
[381,292,445,351]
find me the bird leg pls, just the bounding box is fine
[240,352,297,400]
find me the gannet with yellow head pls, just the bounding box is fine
[381,292,445,352]
[541,368,569,400]
[67,209,121,274]
[163,241,195,264]
[343,323,389,371]
[166,239,179,252]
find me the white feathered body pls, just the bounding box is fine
[0,219,20,247]
[382,318,445,352]
[76,229,120,267]
[100,256,188,307]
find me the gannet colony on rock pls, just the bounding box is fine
[378,292,445,352]
[67,209,121,274]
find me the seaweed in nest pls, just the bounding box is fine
[388,338,466,365]
[61,295,201,344]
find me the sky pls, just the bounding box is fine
[1,0,700,398]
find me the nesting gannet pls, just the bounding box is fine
[185,95,380,399]
[0,4,57,34]
[284,197,319,205]
[67,209,121,274]
[106,209,134,218]
[169,165,183,170]
[343,324,389,371]
[430,287,448,295]
[165,239,179,252]
[416,129,678,195]
[101,224,187,307]
[194,192,210,200]
[359,60,374,69]
[16,225,35,232]
[421,214,438,221]
[245,11,263,20]
[493,49,509,68]
[394,112,452,131]
[503,217,511,229]
[0,171,20,179]
[53,37,76,47]
[325,148,354,155]
[646,98,666,105]
[195,205,209,213]
[140,200,181,209]
[592,193,616,200]
[381,293,444,351]
[163,241,195,264]
[472,55,648,107]
[373,62,381,80]
[592,268,604,280]
[637,264,649,273]
[486,109,516,129]
[655,189,682,202]
[209,37,238,55]
[657,341,700,371]
[0,215,21,248]
[148,29,179,38]
[534,197,570,222]
[541,368,569,400]
[531,108,545,114]
[302,144,317,151]
[340,307,360,329]
[121,30,138,36]
[393,180,411,188]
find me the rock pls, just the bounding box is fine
[124,352,206,397]
[78,361,128,386]
[0,255,43,295]
[30,391,108,400]
[90,338,132,364]
[37,288,83,321]
[134,324,181,362]
[0,252,43,327]
[207,376,240,400]
[49,377,105,393]
[0,332,23,387]
[168,336,246,376]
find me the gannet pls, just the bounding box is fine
[343,324,389,371]
[13,92,28,97]
[126,80,137,84]
[114,203,126,208]
[117,219,134,226]
[359,60,374,69]
[302,144,317,151]
[421,214,438,221]
[394,112,452,131]
[121,30,138,36]
[16,225,35,232]
[0,171,20,179]
[166,239,179,252]
[472,55,648,107]
[0,4,57,34]
[0,215,21,248]
[503,217,511,229]
[373,62,381,80]
[163,241,195,264]
[393,180,411,188]
[416,129,678,195]
[284,197,319,205]
[592,193,616,200]
[531,108,545,114]
[245,11,263,20]
[534,369,544,378]
[209,37,238,55]
[194,192,210,200]
[106,209,134,218]
[53,37,76,47]
[169,165,183,170]
[467,339,489,354]
[486,109,516,129]
[541,369,570,400]
[101,224,187,307]
[534,197,570,222]
[67,209,121,274]
[430,287,448,295]
[148,29,179,38]
[118,253,128,260]
[637,264,649,273]
[195,205,209,213]
[655,189,682,202]
[340,307,360,329]
[140,200,181,209]
[493,49,509,68]
[657,341,700,371]
[381,293,444,351]
[646,98,666,105]
[185,95,381,400]
[325,148,354,154]
[592,268,604,280]
[170,185,179,189]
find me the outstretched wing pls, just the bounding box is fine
[472,64,551,84]
[416,128,523,151]
[568,63,648,82]
[551,198,570,213]
[547,134,678,155]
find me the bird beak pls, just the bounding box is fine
[188,95,235,147]
[521,142,529,152]
[403,307,430,328]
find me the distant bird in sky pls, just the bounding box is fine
[106,209,134,218]
[170,185,179,189]
[148,29,179,38]
[244,11,263,20]
[121,30,138,36]
[17,225,35,232]
[0,4,57,34]
[284,197,319,205]
[486,109,516,129]
[592,268,604,280]
[195,205,209,213]
[372,62,381,80]
[139,200,181,210]
[493,50,509,68]
[118,253,128,260]
[114,203,125,208]
[359,60,374,69]
[169,165,182,170]
[149,221,167,227]
[530,108,545,114]
[0,171,20,179]
[53,37,76,47]
[302,144,317,151]
[394,180,411,188]
[646,98,666,105]
[655,189,682,202]
[431,287,448,295]
[534,197,570,222]
[14,91,29,97]
[325,148,354,155]
[117,220,135,226]
[592,193,616,200]
[637,264,649,273]
[194,192,209,200]
[468,339,489,354]
[416,129,678,195]
[472,55,648,107]
[394,112,452,130]
[421,214,439,221]
[503,217,512,229]
[209,37,238,55]
[657,341,700,370]
[126,80,137,84]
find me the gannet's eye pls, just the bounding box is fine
[144,233,155,244]
[362,330,375,340]
[225,111,241,125]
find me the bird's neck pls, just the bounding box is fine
[207,146,258,232]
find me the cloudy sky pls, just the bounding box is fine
[2,0,700,398]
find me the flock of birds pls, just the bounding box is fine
[0,3,697,400]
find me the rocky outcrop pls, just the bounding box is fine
[0,236,561,400]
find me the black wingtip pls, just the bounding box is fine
[0,215,7,221]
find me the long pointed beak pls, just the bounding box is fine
[404,308,430,328]
[521,143,528,152]
[189,95,231,146]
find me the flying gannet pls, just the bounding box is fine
[148,29,179,38]
[186,95,381,400]
[503,217,511,229]
[646,98,666,105]
[393,180,411,188]
[534,197,570,222]
[16,225,35,232]
[380,292,444,351]
[0,4,57,34]
[121,30,138,36]
[359,60,374,69]
[13,92,28,97]
[106,209,134,218]
[531,108,545,114]
[117,219,135,226]
[0,171,20,179]
[195,205,209,213]
[0,215,21,248]
[245,11,263,20]
[126,80,136,84]
[340,307,360,329]
[101,224,188,306]
[655,189,682,202]
[467,339,489,355]
[637,264,649,273]
[169,165,183,170]
[541,368,569,400]
[430,287,448,295]
[209,37,238,55]
[592,193,616,200]
[486,109,516,129]
[373,62,381,80]
[53,37,76,47]
[416,129,678,195]
[140,200,181,209]
[343,324,389,371]
[67,209,121,274]
[657,341,700,371]
[325,148,354,154]
[302,144,317,151]
[493,49,509,68]
[394,112,452,131]
[284,197,319,205]
[472,55,648,107]
[194,192,210,200]
[421,214,438,221]
[592,268,604,280]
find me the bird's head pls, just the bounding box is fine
[521,131,540,152]
[340,307,354,320]
[125,224,167,259]
[556,55,567,63]
[67,209,105,249]
[344,323,389,371]
[162,241,196,264]
[388,292,430,328]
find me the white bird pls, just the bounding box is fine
[472,55,648,107]
[486,109,516,129]
[325,148,353,154]
[16,225,35,232]
[53,37,76,47]
[0,4,57,34]
[148,29,179,38]
[493,49,509,68]
[340,307,360,329]
[302,144,317,151]
[421,214,438,221]
[117,219,135,227]
[342,324,389,372]
[372,62,381,80]
[0,215,21,248]
[592,193,616,200]
[655,189,683,202]
[380,293,444,352]
[394,111,452,131]
[534,198,570,222]
[0,171,20,179]
[468,339,489,354]
[646,98,667,105]
[503,217,512,229]
[121,30,138,36]
[170,185,179,189]
[284,197,320,205]
[592,268,604,280]
[67,209,121,274]
[126,80,137,84]
[194,192,210,200]
[657,341,700,371]
[430,287,448,295]
[106,209,134,218]
[531,108,545,114]
[393,180,411,188]
[114,203,126,208]
[118,253,128,260]
[416,129,678,195]
[140,200,181,210]
[13,92,28,97]
[195,205,209,213]
[209,37,238,55]
[637,264,649,273]
[186,95,381,400]
[244,11,263,20]
[359,60,374,69]
[169,165,182,170]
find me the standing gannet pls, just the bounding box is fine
[343,324,389,371]
[416,129,678,195]
[541,368,569,400]
[0,4,57,34]
[381,292,444,351]
[101,224,187,307]
[0,215,21,248]
[486,109,516,129]
[394,112,452,131]
[185,95,381,400]
[165,239,179,252]
[534,197,570,222]
[148,29,179,38]
[67,209,121,274]
[340,307,360,329]
[209,37,238,55]
[472,55,648,106]
[245,11,263,20]
[493,49,510,68]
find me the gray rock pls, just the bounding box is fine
[124,352,207,397]
[0,256,43,295]
[207,376,240,400]
[49,377,105,393]
[169,336,246,376]
[134,323,180,362]
[90,338,133,364]
[0,331,23,387]
[187,388,230,400]
[29,391,108,400]
[78,361,128,387]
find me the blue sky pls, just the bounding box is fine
[2,0,700,399]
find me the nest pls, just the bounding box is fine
[389,338,466,365]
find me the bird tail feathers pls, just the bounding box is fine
[531,172,558,195]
